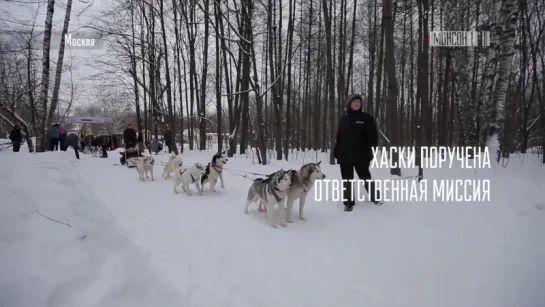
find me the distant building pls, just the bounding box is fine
[182,129,230,147]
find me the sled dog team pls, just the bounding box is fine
[134,151,326,228]
[244,162,326,228]
[134,151,226,195]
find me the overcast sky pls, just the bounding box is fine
[1,0,109,109]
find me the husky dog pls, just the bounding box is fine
[90,146,100,157]
[173,163,207,196]
[200,152,228,192]
[136,156,155,181]
[244,169,292,228]
[257,169,297,212]
[284,161,326,222]
[162,154,183,179]
[258,162,326,223]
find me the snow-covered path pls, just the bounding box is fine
[2,147,545,307]
[0,151,186,307]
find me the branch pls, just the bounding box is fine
[213,0,252,45]
[35,210,72,228]
[221,88,253,97]
[257,40,303,99]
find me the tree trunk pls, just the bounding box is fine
[36,0,56,152]
[489,0,520,157]
[159,0,178,154]
[321,0,336,164]
[47,0,72,128]
[199,0,210,150]
[214,0,223,152]
[383,0,402,176]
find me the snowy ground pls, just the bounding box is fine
[1,141,545,307]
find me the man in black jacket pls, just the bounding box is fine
[333,94,381,211]
[66,133,80,159]
[123,122,137,149]
[9,125,23,152]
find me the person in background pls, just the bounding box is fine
[101,135,110,158]
[78,131,86,152]
[110,135,116,150]
[59,125,67,151]
[164,129,172,153]
[9,124,23,152]
[49,124,60,151]
[90,135,99,148]
[150,137,159,155]
[85,134,93,151]
[137,130,144,153]
[123,122,137,149]
[333,93,382,211]
[66,132,80,159]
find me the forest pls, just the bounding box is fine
[0,0,543,168]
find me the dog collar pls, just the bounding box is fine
[214,165,223,172]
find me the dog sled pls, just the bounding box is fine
[120,144,143,168]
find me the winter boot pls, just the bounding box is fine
[344,201,355,211]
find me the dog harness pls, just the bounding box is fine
[293,172,310,193]
[213,164,224,173]
[180,169,198,183]
[270,186,282,202]
[301,177,312,193]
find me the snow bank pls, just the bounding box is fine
[1,148,545,307]
[0,151,185,307]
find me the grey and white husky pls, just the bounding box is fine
[200,152,228,192]
[244,169,292,228]
[259,161,326,223]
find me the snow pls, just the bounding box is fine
[1,143,545,307]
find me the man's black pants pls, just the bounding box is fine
[49,137,59,151]
[339,162,380,204]
[101,145,108,157]
[71,145,80,159]
[12,142,21,152]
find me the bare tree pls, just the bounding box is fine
[36,0,56,151]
